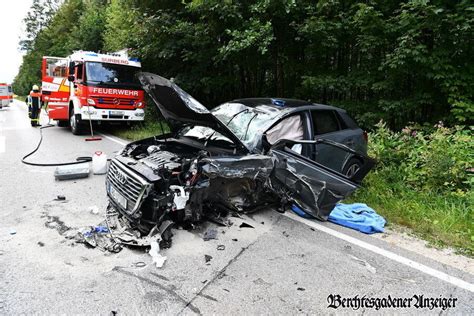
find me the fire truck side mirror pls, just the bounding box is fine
[68,75,75,82]
[68,62,74,74]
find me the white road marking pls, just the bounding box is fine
[0,136,5,153]
[96,132,128,146]
[283,211,474,293]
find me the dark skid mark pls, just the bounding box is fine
[150,272,170,282]
[44,215,71,235]
[178,241,257,314]
[114,268,201,315]
[198,293,218,302]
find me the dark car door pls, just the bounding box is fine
[310,109,363,173]
[270,139,375,220]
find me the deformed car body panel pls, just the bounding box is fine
[201,155,274,179]
[271,148,358,220]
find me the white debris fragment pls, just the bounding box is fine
[169,185,189,210]
[149,241,167,268]
[88,206,100,215]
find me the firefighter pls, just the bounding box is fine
[26,85,43,127]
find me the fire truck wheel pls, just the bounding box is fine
[70,113,84,135]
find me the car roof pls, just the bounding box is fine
[230,98,344,112]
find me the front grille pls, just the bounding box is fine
[92,96,136,108]
[107,160,151,214]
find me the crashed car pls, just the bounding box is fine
[105,73,375,247]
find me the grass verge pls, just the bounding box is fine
[348,171,473,257]
[106,120,169,141]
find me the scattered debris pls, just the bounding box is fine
[88,206,100,215]
[203,228,218,241]
[133,262,146,268]
[37,241,45,247]
[64,230,78,240]
[54,163,90,180]
[282,231,289,237]
[204,255,213,263]
[79,225,122,252]
[201,280,208,284]
[232,238,238,242]
[105,206,173,248]
[149,241,167,268]
[350,255,377,274]
[9,229,16,235]
[253,278,271,287]
[239,222,254,229]
[55,195,66,201]
[217,245,225,251]
[297,287,305,291]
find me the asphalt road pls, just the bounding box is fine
[1,101,473,314]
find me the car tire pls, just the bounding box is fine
[70,111,84,135]
[343,158,363,178]
[57,120,69,127]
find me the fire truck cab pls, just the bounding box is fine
[42,50,145,134]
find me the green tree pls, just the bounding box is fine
[13,0,474,126]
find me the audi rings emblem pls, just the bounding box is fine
[116,172,127,184]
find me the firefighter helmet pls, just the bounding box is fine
[32,84,39,91]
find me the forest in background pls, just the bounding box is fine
[13,0,474,129]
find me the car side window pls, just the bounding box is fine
[311,110,341,135]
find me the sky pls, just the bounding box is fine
[0,0,33,83]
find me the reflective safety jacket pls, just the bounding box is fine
[27,91,42,109]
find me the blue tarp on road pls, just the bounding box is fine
[291,203,386,234]
[328,203,386,234]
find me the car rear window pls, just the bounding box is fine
[311,110,341,135]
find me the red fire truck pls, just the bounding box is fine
[41,50,145,134]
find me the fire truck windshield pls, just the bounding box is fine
[85,62,140,88]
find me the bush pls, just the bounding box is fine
[351,122,473,255]
[369,121,473,195]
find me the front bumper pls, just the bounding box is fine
[79,106,145,121]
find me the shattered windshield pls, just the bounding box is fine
[179,125,232,144]
[211,103,281,148]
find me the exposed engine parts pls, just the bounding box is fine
[106,139,278,248]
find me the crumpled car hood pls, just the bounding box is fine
[138,72,249,153]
